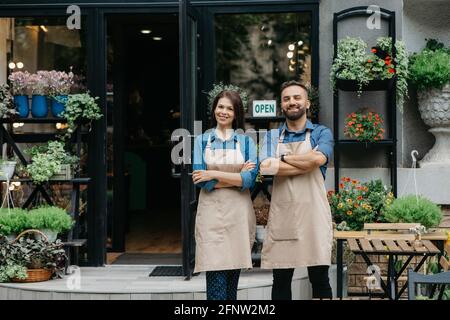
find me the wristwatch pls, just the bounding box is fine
[280,154,287,163]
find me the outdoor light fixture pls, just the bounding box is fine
[290,59,296,65]
[286,52,294,59]
[288,44,295,51]
[298,40,303,46]
[16,62,24,69]
[289,65,295,72]
[40,25,48,32]
[153,37,162,41]
[140,29,152,34]
[13,122,24,128]
[267,39,272,45]
[8,62,15,69]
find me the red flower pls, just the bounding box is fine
[371,48,377,53]
[339,183,344,189]
[389,68,395,74]
[367,59,372,63]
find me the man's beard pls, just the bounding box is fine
[284,105,306,121]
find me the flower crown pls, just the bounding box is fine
[206,82,249,113]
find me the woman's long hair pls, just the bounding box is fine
[210,90,245,130]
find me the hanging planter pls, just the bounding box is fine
[0,160,17,181]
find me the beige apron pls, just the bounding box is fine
[261,130,332,269]
[194,134,256,273]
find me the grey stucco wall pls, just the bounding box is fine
[401,0,450,166]
[319,0,404,168]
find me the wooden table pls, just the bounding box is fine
[334,230,448,300]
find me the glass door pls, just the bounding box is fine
[179,0,200,278]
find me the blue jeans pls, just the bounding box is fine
[206,269,241,300]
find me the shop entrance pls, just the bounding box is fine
[106,14,182,264]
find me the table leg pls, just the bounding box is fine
[387,255,396,300]
[337,239,343,299]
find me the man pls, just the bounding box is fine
[260,80,334,300]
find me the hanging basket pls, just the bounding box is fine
[336,77,395,92]
[10,229,54,283]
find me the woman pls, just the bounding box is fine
[192,90,258,300]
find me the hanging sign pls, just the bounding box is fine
[252,100,276,117]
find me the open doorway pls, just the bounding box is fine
[106,14,182,265]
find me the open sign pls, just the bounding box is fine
[252,100,276,117]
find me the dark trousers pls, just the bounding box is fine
[206,269,241,300]
[272,266,332,300]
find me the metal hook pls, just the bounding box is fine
[411,150,419,163]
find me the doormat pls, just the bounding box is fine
[149,266,183,277]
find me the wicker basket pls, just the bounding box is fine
[10,229,54,283]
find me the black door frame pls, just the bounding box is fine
[0,0,319,268]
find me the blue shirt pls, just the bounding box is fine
[259,120,334,179]
[193,128,259,192]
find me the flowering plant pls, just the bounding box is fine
[330,37,408,111]
[0,84,17,118]
[28,71,49,95]
[46,70,74,96]
[206,82,249,113]
[8,71,31,95]
[328,178,394,231]
[344,109,384,142]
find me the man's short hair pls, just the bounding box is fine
[280,80,309,96]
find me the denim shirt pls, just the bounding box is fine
[259,120,334,179]
[193,129,259,192]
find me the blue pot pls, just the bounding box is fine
[13,95,29,118]
[51,95,68,117]
[31,95,49,118]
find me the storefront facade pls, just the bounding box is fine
[0,0,319,276]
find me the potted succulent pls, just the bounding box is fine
[28,206,74,242]
[409,39,450,167]
[0,83,17,119]
[0,230,66,283]
[28,71,49,118]
[46,70,74,117]
[59,92,102,140]
[0,208,29,241]
[330,36,408,111]
[25,140,79,184]
[8,71,31,117]
[383,195,442,229]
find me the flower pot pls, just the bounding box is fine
[39,229,58,242]
[336,77,395,92]
[50,164,73,180]
[255,225,267,243]
[0,161,16,180]
[51,95,67,117]
[417,84,450,167]
[11,268,53,283]
[13,95,29,118]
[31,95,49,118]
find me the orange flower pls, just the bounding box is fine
[346,210,353,216]
[371,48,377,53]
[357,195,363,200]
[339,183,344,189]
[367,59,372,63]
[352,179,358,184]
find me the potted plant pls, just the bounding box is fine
[46,70,74,117]
[328,178,394,231]
[0,230,66,283]
[0,208,29,241]
[0,83,17,119]
[59,92,102,140]
[383,195,442,229]
[28,71,49,118]
[0,158,17,181]
[25,140,79,184]
[8,71,31,117]
[409,39,450,167]
[28,206,74,242]
[254,198,269,243]
[344,109,385,143]
[330,36,408,111]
